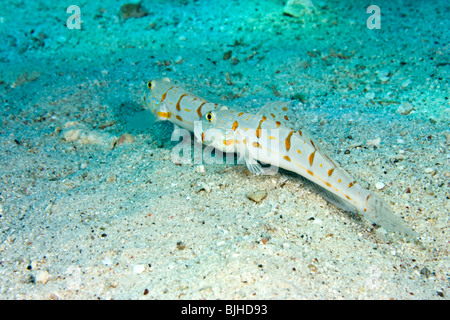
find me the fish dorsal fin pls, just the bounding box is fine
[256,101,298,130]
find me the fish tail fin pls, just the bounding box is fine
[363,192,418,237]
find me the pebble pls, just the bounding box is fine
[36,270,49,284]
[174,56,183,64]
[44,203,53,215]
[375,182,386,190]
[63,121,80,128]
[133,264,146,274]
[196,181,211,193]
[366,137,381,146]
[196,165,205,173]
[56,36,67,43]
[64,129,81,142]
[378,70,391,82]
[283,0,315,17]
[365,92,375,100]
[401,79,412,88]
[245,190,268,203]
[78,132,104,145]
[396,102,414,115]
[116,133,134,146]
[120,2,148,20]
[223,50,232,60]
[420,267,431,278]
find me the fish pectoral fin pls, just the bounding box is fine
[244,155,277,175]
[245,156,263,175]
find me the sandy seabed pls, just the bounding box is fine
[0,0,448,299]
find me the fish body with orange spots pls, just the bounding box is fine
[194,102,418,237]
[142,78,224,132]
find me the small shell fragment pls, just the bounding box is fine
[366,137,381,147]
[116,133,134,146]
[36,270,50,284]
[64,129,81,142]
[375,182,386,190]
[245,190,268,203]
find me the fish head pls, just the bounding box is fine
[194,108,234,151]
[142,78,172,117]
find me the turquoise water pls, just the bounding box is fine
[0,0,448,299]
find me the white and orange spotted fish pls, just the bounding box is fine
[142,78,226,132]
[194,102,418,237]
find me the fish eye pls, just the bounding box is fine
[147,80,153,89]
[206,112,213,122]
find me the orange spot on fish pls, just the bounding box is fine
[176,94,188,111]
[283,155,291,162]
[298,130,302,136]
[176,115,183,121]
[157,111,171,119]
[365,195,371,208]
[161,86,174,102]
[348,181,356,188]
[256,116,267,138]
[197,102,206,118]
[285,131,294,151]
[328,168,334,176]
[232,121,239,131]
[224,139,234,146]
[308,150,316,166]
[284,115,289,121]
[276,121,281,128]
[307,170,314,176]
[238,112,244,116]
[252,142,261,148]
[282,106,288,111]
